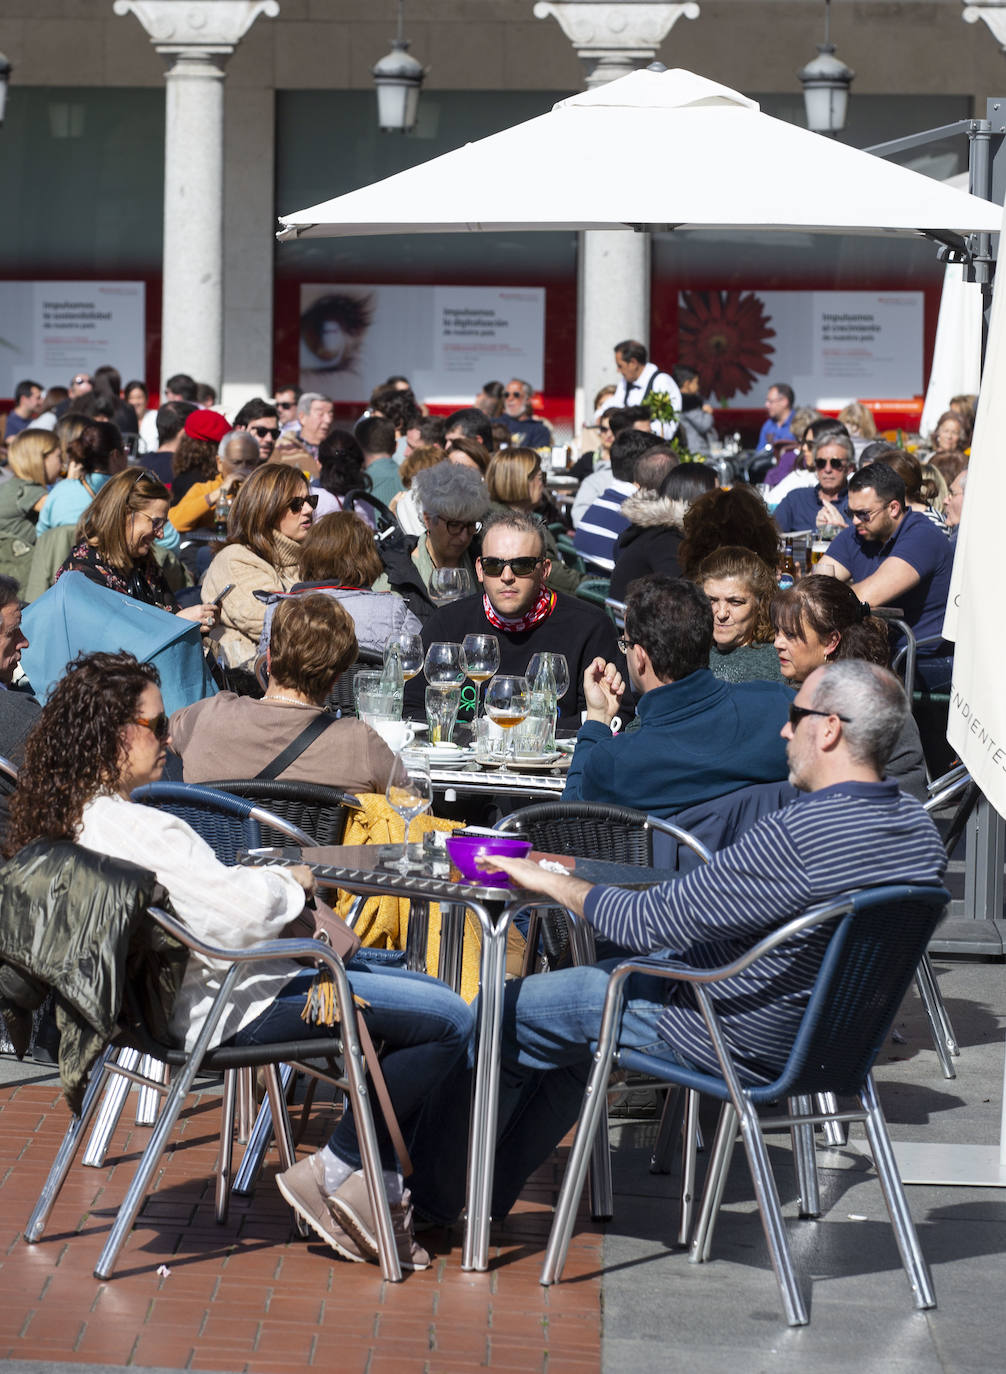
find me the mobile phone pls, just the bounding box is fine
[212,583,234,607]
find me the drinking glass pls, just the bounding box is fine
[354,669,402,720]
[425,684,462,745]
[384,750,432,873]
[424,641,466,686]
[484,674,530,773]
[526,652,570,700]
[461,633,500,721]
[430,567,473,604]
[384,630,424,682]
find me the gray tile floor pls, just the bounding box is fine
[597,957,1006,1371]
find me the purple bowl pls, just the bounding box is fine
[446,833,532,886]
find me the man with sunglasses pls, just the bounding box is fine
[233,397,280,460]
[495,379,552,450]
[403,509,629,732]
[564,576,790,816]
[817,461,955,690]
[774,432,854,533]
[452,660,946,1224]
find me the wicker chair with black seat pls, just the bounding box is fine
[325,646,385,717]
[540,882,951,1327]
[25,905,404,1282]
[205,779,363,848]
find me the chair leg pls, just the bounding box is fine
[817,1093,846,1147]
[860,1074,936,1311]
[236,1065,255,1143]
[405,898,430,974]
[734,1095,808,1326]
[263,1064,308,1238]
[82,1047,141,1168]
[587,1104,614,1222]
[233,1063,296,1196]
[214,1070,238,1225]
[650,1084,685,1175]
[689,1102,737,1265]
[540,1035,619,1285]
[521,911,542,977]
[790,1095,821,1219]
[678,1088,701,1247]
[914,956,958,1079]
[437,903,465,995]
[26,1047,116,1242]
[135,1055,167,1126]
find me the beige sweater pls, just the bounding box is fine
[202,534,302,668]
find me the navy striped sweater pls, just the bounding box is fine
[584,780,947,1084]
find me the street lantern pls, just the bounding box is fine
[0,52,12,127]
[798,0,855,136]
[372,0,425,134]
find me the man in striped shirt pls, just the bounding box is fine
[483,659,947,1219]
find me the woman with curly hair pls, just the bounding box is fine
[697,546,785,683]
[202,462,318,667]
[771,574,926,799]
[679,484,781,577]
[54,468,215,628]
[6,650,470,1270]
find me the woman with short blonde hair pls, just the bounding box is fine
[0,429,64,590]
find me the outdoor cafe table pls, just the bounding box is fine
[426,759,568,802]
[244,842,675,1271]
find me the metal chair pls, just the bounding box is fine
[0,753,18,795]
[496,802,713,1222]
[26,906,403,1282]
[206,779,363,848]
[540,883,951,1326]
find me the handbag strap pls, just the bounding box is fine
[254,710,336,780]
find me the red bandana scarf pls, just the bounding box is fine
[483,587,557,633]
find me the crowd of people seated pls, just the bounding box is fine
[0,360,963,1274]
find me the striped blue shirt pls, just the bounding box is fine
[584,780,947,1084]
[573,479,635,571]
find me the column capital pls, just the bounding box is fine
[534,1,699,85]
[112,0,279,58]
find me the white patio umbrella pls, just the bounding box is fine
[278,68,1002,240]
[919,178,984,436]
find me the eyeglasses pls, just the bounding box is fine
[287,494,319,514]
[133,712,170,742]
[849,506,885,525]
[814,457,847,471]
[138,513,167,535]
[479,555,543,577]
[599,426,613,436]
[249,425,277,440]
[503,389,524,399]
[787,704,851,730]
[276,399,296,410]
[435,515,480,536]
[616,636,636,654]
[72,375,91,386]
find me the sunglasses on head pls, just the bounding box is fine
[479,555,542,577]
[134,712,170,742]
[287,494,319,514]
[814,457,847,470]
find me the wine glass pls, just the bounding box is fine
[430,567,473,604]
[484,674,530,773]
[526,652,570,701]
[384,750,432,873]
[424,641,466,686]
[461,633,500,722]
[385,630,424,682]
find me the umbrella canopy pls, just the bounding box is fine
[278,68,1002,241]
[22,572,217,716]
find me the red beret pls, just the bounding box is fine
[184,409,232,444]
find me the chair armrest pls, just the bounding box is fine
[645,815,714,866]
[246,804,315,847]
[147,905,348,977]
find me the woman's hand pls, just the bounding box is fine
[176,602,220,632]
[288,864,317,898]
[66,459,85,482]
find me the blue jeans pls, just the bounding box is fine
[417,959,681,1222]
[230,952,474,1193]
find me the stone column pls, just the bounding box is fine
[113,1,279,395]
[534,2,699,429]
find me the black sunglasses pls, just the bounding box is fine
[134,712,170,742]
[287,494,319,514]
[788,704,851,730]
[249,425,277,439]
[276,399,296,410]
[814,457,847,471]
[479,555,543,578]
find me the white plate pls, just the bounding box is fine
[475,751,564,770]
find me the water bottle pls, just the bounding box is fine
[530,655,558,753]
[380,642,405,718]
[213,486,231,536]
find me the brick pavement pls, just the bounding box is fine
[0,1079,602,1373]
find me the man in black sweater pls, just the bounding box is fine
[404,510,632,732]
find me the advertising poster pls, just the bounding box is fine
[298,284,545,404]
[677,289,923,407]
[0,281,145,397]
